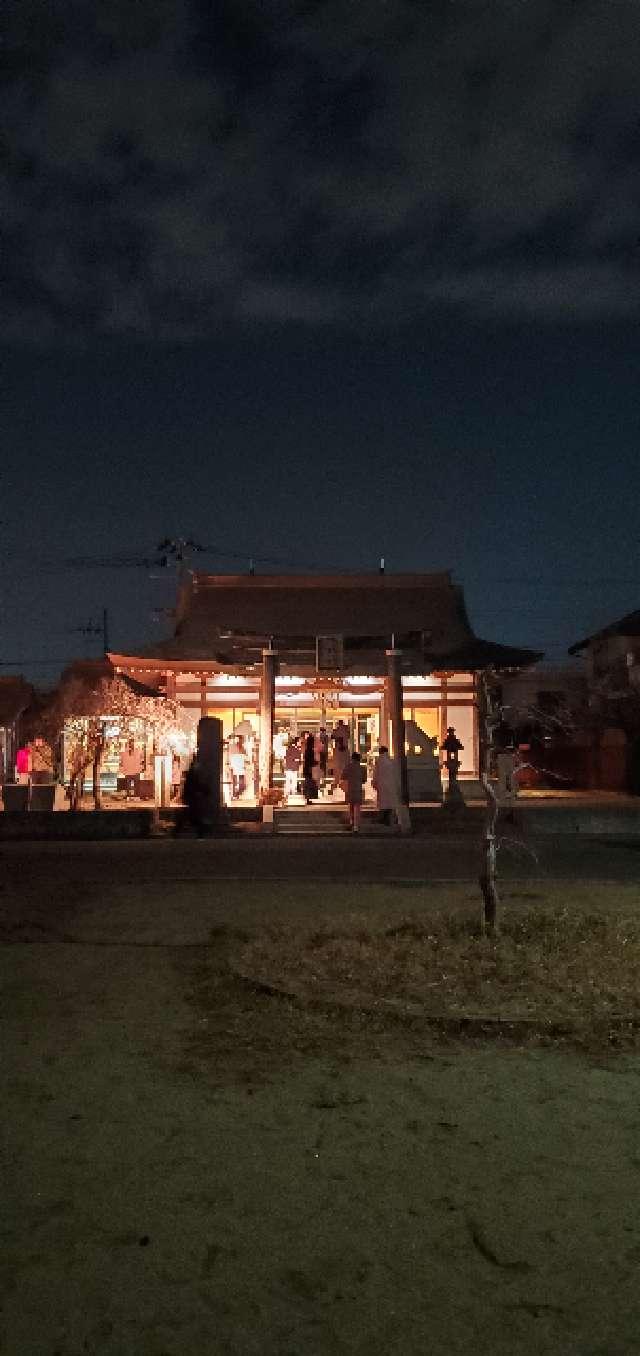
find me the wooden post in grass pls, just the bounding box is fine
[478,671,499,935]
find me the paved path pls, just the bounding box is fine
[3,832,640,890]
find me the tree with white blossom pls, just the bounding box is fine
[31,666,176,810]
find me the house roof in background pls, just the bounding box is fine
[569,608,640,655]
[58,659,164,701]
[0,677,33,728]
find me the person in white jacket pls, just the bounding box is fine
[372,746,400,826]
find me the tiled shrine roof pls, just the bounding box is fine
[110,572,542,674]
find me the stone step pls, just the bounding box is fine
[273,808,403,836]
[274,809,351,829]
[272,804,482,836]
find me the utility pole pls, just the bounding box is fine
[71,609,109,659]
[157,538,204,586]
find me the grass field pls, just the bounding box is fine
[5,874,640,1354]
[202,880,640,1046]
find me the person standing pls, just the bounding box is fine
[332,719,350,752]
[15,744,32,785]
[302,731,317,804]
[372,745,400,826]
[341,750,365,832]
[229,738,246,799]
[171,752,182,802]
[273,728,288,765]
[120,739,141,799]
[331,735,349,796]
[30,738,52,785]
[315,726,329,779]
[284,737,300,801]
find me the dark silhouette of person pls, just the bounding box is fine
[181,755,211,836]
[302,732,317,804]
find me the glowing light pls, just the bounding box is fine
[402,675,440,687]
[210,674,255,686]
[205,692,258,703]
[339,692,382,704]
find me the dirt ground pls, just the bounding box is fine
[3,851,640,1355]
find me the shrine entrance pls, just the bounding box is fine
[271,703,381,804]
[177,668,477,807]
[273,708,380,755]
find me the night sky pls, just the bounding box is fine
[3,0,640,683]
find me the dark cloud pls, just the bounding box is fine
[3,0,640,340]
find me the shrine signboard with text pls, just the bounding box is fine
[316,635,344,672]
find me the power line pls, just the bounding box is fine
[50,554,163,570]
[6,534,640,585]
[0,658,80,667]
[199,542,329,570]
[44,541,326,572]
[68,608,110,657]
[474,577,640,587]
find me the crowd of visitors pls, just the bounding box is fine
[9,721,402,831]
[220,718,401,829]
[6,720,403,836]
[269,722,401,830]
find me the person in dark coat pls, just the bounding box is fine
[315,727,329,778]
[284,737,301,800]
[331,735,349,794]
[302,732,317,804]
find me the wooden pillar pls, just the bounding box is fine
[386,648,409,805]
[439,673,448,746]
[473,672,481,777]
[259,647,277,793]
[379,683,390,750]
[200,674,207,717]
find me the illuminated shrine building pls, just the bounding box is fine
[109,572,540,796]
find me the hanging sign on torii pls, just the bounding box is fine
[316,635,344,672]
